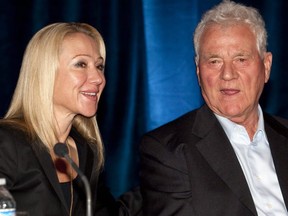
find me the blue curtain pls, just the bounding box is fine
[96,0,147,197]
[142,0,204,131]
[0,0,288,198]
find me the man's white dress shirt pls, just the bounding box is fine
[215,105,287,215]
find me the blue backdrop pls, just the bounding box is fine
[0,0,288,198]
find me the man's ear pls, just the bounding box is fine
[195,57,201,86]
[263,52,272,83]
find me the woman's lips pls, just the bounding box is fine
[81,91,98,101]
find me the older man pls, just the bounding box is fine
[140,1,288,215]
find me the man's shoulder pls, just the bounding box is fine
[271,115,288,125]
[264,113,288,137]
[148,108,199,134]
[142,106,213,148]
[264,113,288,125]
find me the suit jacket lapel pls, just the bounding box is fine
[31,140,69,214]
[189,105,257,214]
[30,128,99,215]
[264,115,288,208]
[70,128,99,214]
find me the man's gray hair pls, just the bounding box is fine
[194,0,267,62]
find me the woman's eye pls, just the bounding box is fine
[75,61,87,68]
[97,64,105,71]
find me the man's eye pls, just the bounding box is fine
[234,57,250,66]
[238,58,246,62]
[209,59,222,65]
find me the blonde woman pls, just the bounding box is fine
[0,23,118,216]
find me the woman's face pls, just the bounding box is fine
[53,32,106,120]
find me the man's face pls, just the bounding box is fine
[196,23,272,124]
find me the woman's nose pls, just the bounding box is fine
[89,68,105,85]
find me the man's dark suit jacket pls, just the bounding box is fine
[0,124,118,216]
[140,104,288,215]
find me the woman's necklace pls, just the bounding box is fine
[66,139,74,216]
[52,138,75,216]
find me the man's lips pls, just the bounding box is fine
[220,89,240,95]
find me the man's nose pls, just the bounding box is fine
[220,62,238,80]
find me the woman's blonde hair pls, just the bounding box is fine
[3,22,106,169]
